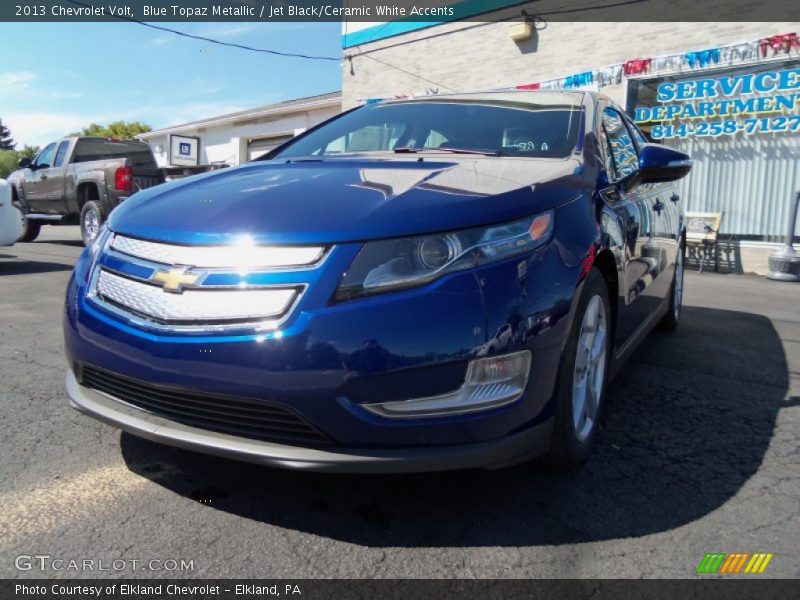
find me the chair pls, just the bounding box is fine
[685,212,724,273]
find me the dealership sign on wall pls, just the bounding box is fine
[634,67,800,140]
[169,134,200,166]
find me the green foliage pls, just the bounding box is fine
[0,150,18,179]
[71,121,152,139]
[18,145,40,161]
[0,145,40,179]
[0,119,15,150]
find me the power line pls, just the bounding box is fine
[356,54,454,92]
[64,0,340,61]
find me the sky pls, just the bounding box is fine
[0,21,343,148]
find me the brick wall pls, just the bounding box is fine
[342,21,800,107]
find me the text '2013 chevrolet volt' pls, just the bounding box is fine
[64,91,691,472]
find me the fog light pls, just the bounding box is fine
[362,350,531,419]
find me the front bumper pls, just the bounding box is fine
[66,369,553,473]
[64,203,589,467]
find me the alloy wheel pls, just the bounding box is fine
[572,294,608,442]
[83,208,100,243]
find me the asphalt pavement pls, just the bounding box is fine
[1,225,798,578]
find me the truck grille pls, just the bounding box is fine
[81,365,330,446]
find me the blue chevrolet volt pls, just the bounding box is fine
[64,91,691,472]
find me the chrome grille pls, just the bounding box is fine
[111,234,326,269]
[95,269,297,325]
[87,233,322,331]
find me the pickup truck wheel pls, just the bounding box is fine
[16,211,41,243]
[80,201,107,246]
[546,268,611,468]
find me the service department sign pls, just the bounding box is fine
[169,134,200,166]
[634,66,800,140]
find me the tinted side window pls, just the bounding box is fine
[602,108,638,181]
[73,140,157,167]
[597,121,616,179]
[53,141,70,167]
[626,118,649,150]
[34,143,57,169]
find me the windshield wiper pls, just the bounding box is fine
[393,147,505,156]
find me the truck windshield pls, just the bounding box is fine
[73,139,155,167]
[271,98,583,159]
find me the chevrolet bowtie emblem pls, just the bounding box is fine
[151,268,200,293]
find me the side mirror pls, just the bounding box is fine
[18,158,32,169]
[638,144,692,184]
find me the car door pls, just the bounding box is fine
[37,140,71,209]
[23,142,57,212]
[598,106,658,351]
[626,117,681,301]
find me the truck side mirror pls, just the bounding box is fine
[18,158,32,169]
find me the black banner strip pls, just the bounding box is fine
[2,0,800,23]
[3,579,798,600]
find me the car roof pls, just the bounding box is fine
[379,90,589,107]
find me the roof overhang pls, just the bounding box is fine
[138,93,342,140]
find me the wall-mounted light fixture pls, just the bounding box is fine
[509,22,533,42]
[510,11,546,43]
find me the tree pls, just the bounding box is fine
[71,121,152,139]
[0,146,40,179]
[18,145,40,161]
[0,150,18,178]
[0,119,15,150]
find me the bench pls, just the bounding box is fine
[685,212,724,273]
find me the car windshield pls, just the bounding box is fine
[271,96,583,159]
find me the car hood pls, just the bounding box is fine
[109,156,584,244]
[6,169,24,185]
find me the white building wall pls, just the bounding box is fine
[342,21,800,106]
[144,105,341,167]
[148,135,169,166]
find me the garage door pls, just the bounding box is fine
[247,135,294,161]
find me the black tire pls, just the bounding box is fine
[658,243,685,331]
[546,268,612,468]
[80,200,108,246]
[17,212,41,243]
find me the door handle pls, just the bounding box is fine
[40,174,48,180]
[670,193,680,203]
[653,199,665,213]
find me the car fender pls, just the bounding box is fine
[74,169,109,207]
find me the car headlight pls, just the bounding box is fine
[335,211,554,301]
[80,224,111,283]
[88,224,111,260]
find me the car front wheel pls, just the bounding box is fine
[547,268,611,467]
[80,201,107,246]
